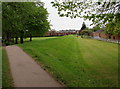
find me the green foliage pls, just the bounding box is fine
[90,26,101,32]
[80,22,91,37]
[51,0,120,35]
[105,13,120,35]
[81,22,86,30]
[51,0,119,23]
[18,36,118,87]
[80,28,92,38]
[2,2,50,44]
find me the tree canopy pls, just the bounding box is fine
[51,0,120,35]
[81,22,86,30]
[2,2,50,45]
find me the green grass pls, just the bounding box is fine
[18,35,118,87]
[2,47,13,87]
[0,47,2,87]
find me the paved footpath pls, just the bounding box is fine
[6,45,64,87]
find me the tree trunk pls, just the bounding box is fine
[6,34,10,46]
[30,34,32,41]
[20,36,23,44]
[15,37,18,44]
[20,32,24,44]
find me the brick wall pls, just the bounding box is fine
[92,32,100,37]
[111,35,120,40]
[45,31,77,36]
[91,32,120,40]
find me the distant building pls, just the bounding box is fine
[45,29,79,36]
[91,30,120,40]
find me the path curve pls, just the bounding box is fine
[6,45,64,87]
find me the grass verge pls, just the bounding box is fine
[0,47,2,87]
[2,47,13,87]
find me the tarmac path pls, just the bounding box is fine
[5,45,64,87]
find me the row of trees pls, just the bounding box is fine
[51,0,120,36]
[2,2,50,45]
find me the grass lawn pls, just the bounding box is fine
[18,35,118,87]
[2,47,13,87]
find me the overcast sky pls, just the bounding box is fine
[41,0,93,31]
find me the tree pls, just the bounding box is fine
[105,17,120,36]
[81,30,91,37]
[79,22,86,37]
[24,2,50,41]
[81,22,86,30]
[2,2,50,45]
[79,22,91,38]
[90,26,101,32]
[2,2,17,45]
[51,0,120,24]
[51,0,120,35]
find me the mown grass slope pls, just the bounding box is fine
[0,47,2,87]
[2,47,13,87]
[18,35,118,87]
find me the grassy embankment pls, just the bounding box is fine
[18,35,118,87]
[0,47,2,87]
[2,47,13,87]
